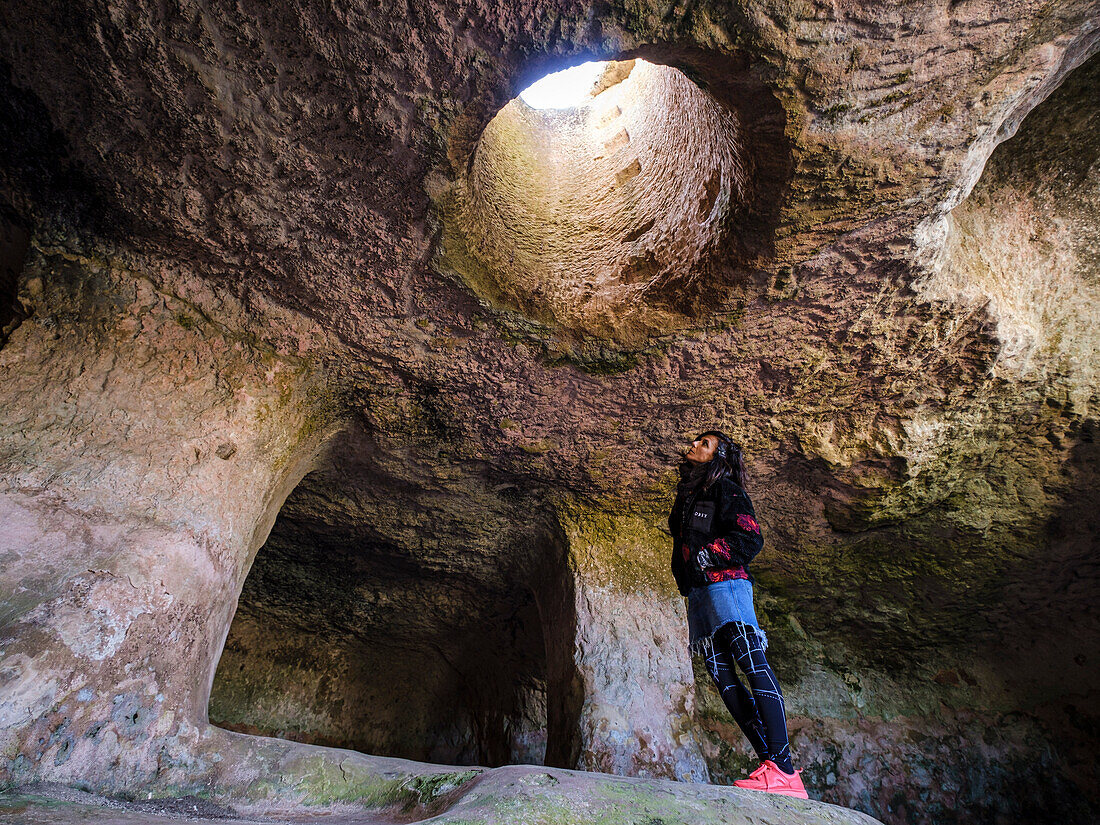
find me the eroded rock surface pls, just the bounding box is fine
[0,1,1098,824]
[2,760,883,825]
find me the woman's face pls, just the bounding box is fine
[685,434,718,464]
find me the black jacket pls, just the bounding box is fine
[669,477,765,597]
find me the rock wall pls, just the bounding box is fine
[0,243,338,789]
[556,505,707,781]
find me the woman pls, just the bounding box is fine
[669,431,808,798]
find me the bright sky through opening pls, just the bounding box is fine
[519,61,609,109]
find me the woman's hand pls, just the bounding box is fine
[694,546,720,571]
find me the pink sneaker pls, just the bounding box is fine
[733,760,809,799]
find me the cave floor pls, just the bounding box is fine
[0,770,883,825]
[5,783,384,823]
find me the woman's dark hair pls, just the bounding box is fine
[677,430,749,494]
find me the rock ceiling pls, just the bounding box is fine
[0,1,1098,823]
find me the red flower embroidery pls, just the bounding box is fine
[705,538,730,563]
[736,514,760,533]
[705,567,750,583]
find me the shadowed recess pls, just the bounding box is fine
[209,425,579,768]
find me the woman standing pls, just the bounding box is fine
[669,431,808,798]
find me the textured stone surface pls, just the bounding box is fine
[1,763,883,825]
[0,1,1098,824]
[0,246,338,791]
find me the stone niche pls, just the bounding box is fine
[208,424,567,768]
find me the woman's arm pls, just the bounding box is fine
[669,494,691,595]
[671,541,691,596]
[700,481,764,568]
[668,492,682,536]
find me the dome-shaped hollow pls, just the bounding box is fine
[442,59,762,347]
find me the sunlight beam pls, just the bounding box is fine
[519,61,609,110]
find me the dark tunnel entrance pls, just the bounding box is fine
[208,424,579,767]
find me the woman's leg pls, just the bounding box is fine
[702,637,769,762]
[716,622,794,774]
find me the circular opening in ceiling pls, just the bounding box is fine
[518,60,609,110]
[440,57,762,348]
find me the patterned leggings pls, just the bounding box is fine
[703,621,793,773]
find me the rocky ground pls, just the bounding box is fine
[1,769,883,825]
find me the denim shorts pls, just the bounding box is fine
[687,578,766,655]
